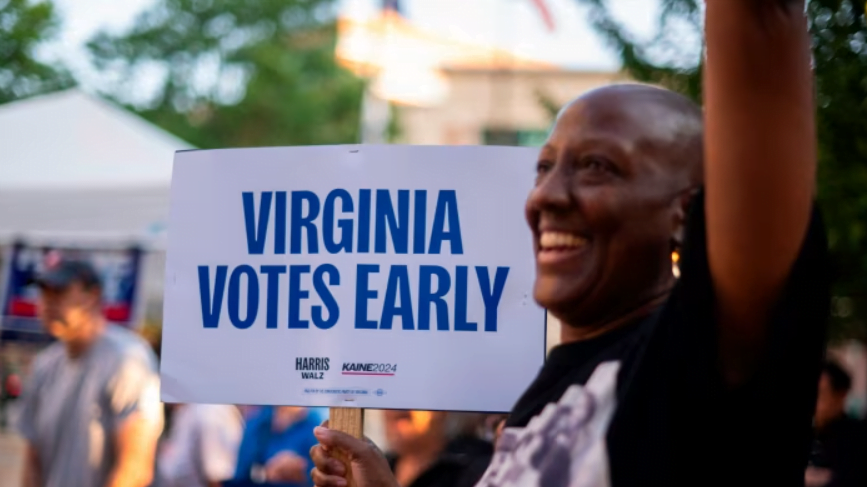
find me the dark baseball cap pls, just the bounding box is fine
[33,259,102,291]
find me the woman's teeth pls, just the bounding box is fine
[539,232,587,250]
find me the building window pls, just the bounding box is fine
[482,129,548,147]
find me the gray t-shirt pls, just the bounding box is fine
[18,325,163,487]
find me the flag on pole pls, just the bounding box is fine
[530,0,555,31]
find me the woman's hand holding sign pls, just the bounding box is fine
[310,425,398,487]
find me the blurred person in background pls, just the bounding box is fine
[17,259,163,487]
[383,410,493,487]
[806,361,867,487]
[228,406,319,487]
[156,403,244,487]
[239,405,264,421]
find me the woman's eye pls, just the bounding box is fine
[536,161,553,176]
[582,157,614,173]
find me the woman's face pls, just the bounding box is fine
[526,88,695,327]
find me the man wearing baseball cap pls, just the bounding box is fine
[17,257,163,487]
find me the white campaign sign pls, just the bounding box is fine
[161,145,546,412]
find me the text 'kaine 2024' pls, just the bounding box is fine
[197,189,511,332]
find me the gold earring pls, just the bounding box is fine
[671,251,680,279]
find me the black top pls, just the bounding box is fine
[386,435,493,487]
[809,415,867,487]
[476,192,831,487]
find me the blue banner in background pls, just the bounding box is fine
[0,242,142,343]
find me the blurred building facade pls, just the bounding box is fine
[396,67,619,147]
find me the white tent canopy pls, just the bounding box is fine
[0,89,193,304]
[0,89,192,244]
[0,89,189,189]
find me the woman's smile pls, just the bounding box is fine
[537,231,590,266]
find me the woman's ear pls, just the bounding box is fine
[670,187,698,249]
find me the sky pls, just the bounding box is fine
[42,0,662,92]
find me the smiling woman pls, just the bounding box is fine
[527,85,704,339]
[308,1,831,486]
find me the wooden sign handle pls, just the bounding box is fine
[328,407,364,487]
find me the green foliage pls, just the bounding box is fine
[810,0,867,340]
[575,0,704,101]
[569,0,867,337]
[0,0,74,103]
[386,103,402,143]
[88,0,365,148]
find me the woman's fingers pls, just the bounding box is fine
[311,467,348,487]
[314,426,371,458]
[310,445,346,476]
[310,443,349,487]
[311,426,401,487]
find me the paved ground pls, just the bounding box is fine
[1,401,24,486]
[0,431,24,486]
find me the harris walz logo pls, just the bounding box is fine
[296,357,329,380]
[341,362,397,376]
